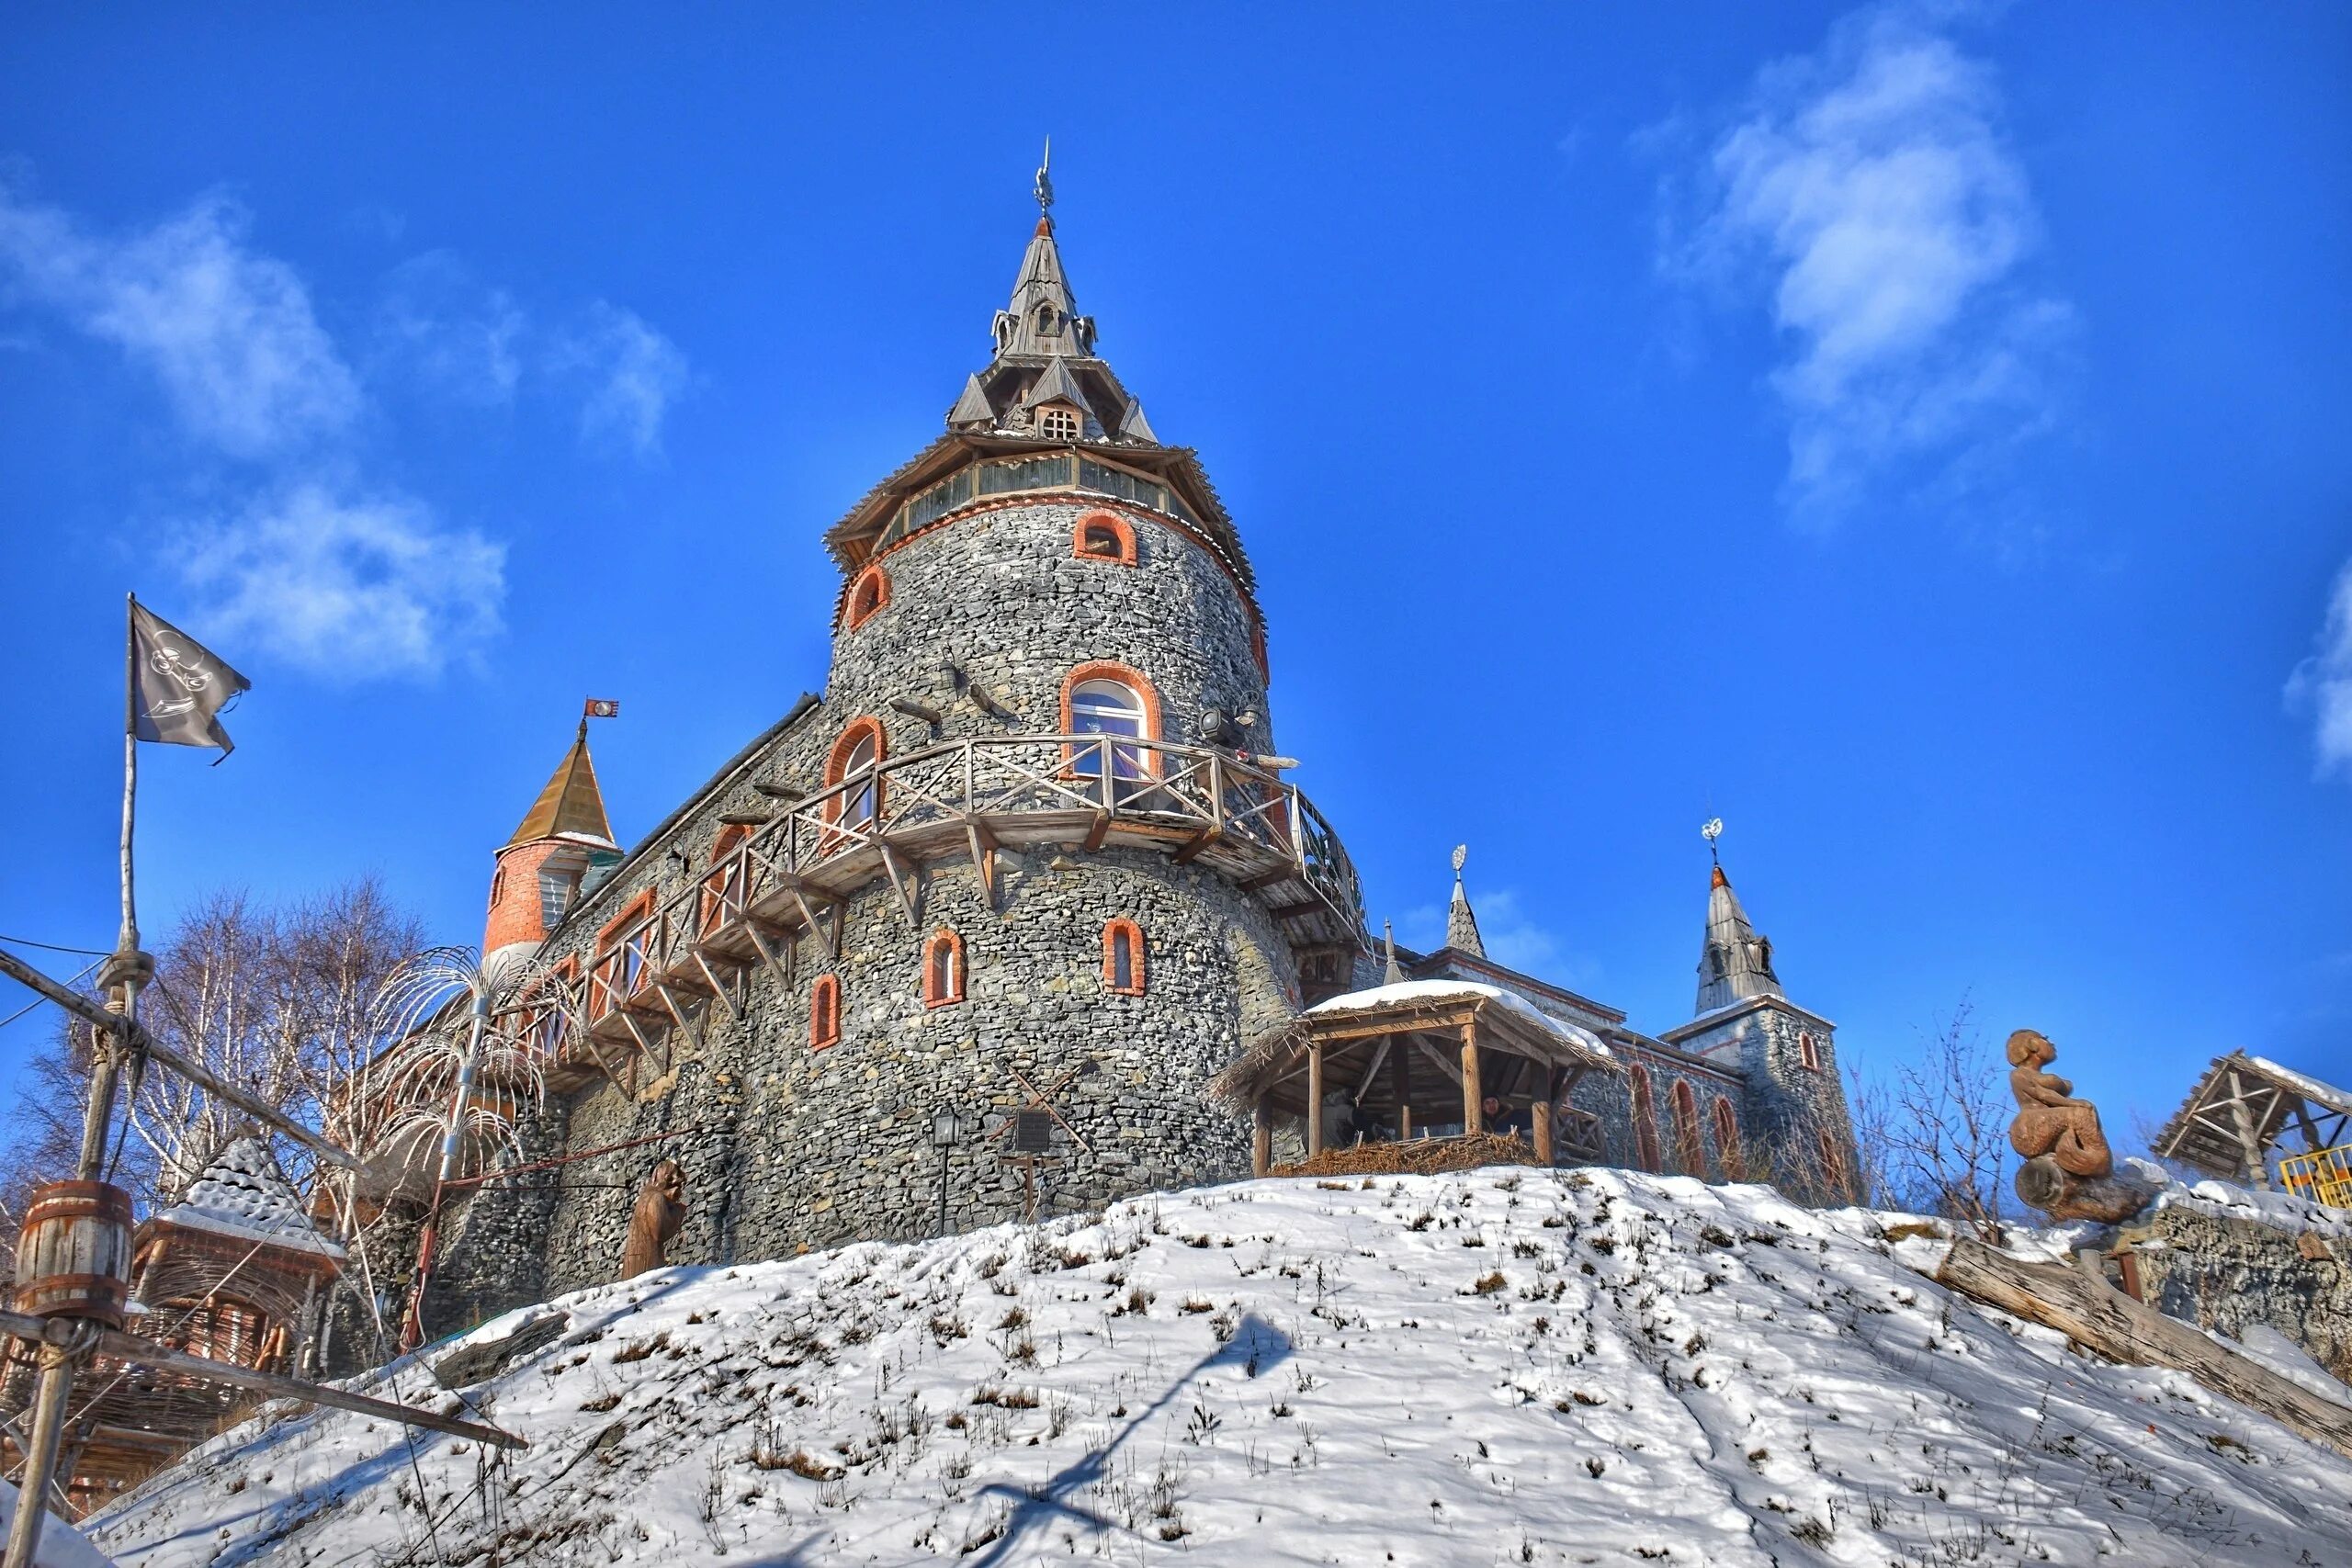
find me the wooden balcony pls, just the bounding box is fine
[503,735,1366,1090]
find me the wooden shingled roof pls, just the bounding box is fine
[2152,1050,2352,1182]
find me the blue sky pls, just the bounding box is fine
[3,4,2347,1137]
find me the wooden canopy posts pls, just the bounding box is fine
[2151,1052,2352,1193]
[1209,983,1619,1177]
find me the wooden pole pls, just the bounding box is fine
[1252,1099,1272,1178]
[1459,1022,1482,1135]
[1306,1044,1325,1159]
[6,598,145,1568]
[1389,1033,1412,1140]
[1532,1066,1555,1166]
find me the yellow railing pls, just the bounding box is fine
[2279,1144,2352,1210]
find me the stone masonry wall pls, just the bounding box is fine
[433,486,1314,1327]
[2131,1206,2352,1382]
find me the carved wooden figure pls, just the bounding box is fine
[2005,1031,2151,1224]
[619,1158,686,1279]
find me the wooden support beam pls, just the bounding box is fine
[0,1307,526,1451]
[652,980,707,1056]
[876,840,920,926]
[1933,1239,2352,1459]
[1171,826,1220,866]
[966,823,998,914]
[1084,810,1112,852]
[1391,1040,1412,1139]
[1253,1100,1272,1178]
[1238,869,1294,894]
[1306,1043,1326,1159]
[1460,1021,1482,1136]
[1351,1037,1392,1105]
[616,1007,670,1077]
[1412,1037,1464,1089]
[1532,1063,1556,1166]
[751,780,807,801]
[690,951,739,1022]
[741,920,793,994]
[2224,1070,2273,1189]
[889,696,943,727]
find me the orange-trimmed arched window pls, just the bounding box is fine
[1818,1127,1848,1201]
[1712,1095,1744,1180]
[1627,1064,1662,1172]
[809,974,841,1050]
[701,822,752,936]
[1063,662,1160,786]
[922,928,965,1008]
[1797,1030,1823,1072]
[844,565,890,631]
[1102,919,1146,996]
[824,717,888,834]
[1073,511,1137,567]
[1669,1077,1703,1177]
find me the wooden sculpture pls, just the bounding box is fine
[619,1158,686,1279]
[2006,1031,2151,1224]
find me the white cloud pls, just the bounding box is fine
[373,252,525,408]
[173,481,504,678]
[2287,558,2352,779]
[1670,7,2071,524]
[559,301,689,459]
[0,185,359,459]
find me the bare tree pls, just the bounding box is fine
[1876,998,2009,1239]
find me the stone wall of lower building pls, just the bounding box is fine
[2128,1205,2352,1382]
[437,843,1300,1319]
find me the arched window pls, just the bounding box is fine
[1102,919,1146,996]
[844,564,890,631]
[1817,1127,1848,1202]
[825,719,887,836]
[1063,662,1159,786]
[1627,1065,1662,1173]
[1712,1096,1744,1180]
[1798,1031,1822,1072]
[701,823,752,936]
[1072,511,1136,566]
[488,865,507,910]
[923,929,965,1008]
[809,975,841,1050]
[1039,405,1080,441]
[1669,1078,1704,1176]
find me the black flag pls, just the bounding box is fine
[130,601,251,754]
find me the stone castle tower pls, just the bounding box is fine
[427,170,1366,1322]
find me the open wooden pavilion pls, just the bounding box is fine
[1211,981,1619,1174]
[2153,1051,2352,1200]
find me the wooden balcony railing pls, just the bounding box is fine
[499,735,1365,1086]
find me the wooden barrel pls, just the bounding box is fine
[13,1179,133,1327]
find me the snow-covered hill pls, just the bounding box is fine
[89,1169,2352,1566]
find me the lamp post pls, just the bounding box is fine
[931,1104,962,1238]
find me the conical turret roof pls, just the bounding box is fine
[508,721,616,849]
[1695,861,1784,1015]
[155,1134,342,1257]
[1446,851,1486,959]
[943,154,1157,446]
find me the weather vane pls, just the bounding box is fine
[1034,136,1054,216]
[1452,843,1467,877]
[1702,818,1724,863]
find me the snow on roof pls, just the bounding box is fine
[153,1135,343,1258]
[1308,979,1611,1058]
[2242,1055,2352,1115]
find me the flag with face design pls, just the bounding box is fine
[130,601,251,754]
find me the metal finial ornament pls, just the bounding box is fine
[1034,137,1054,215]
[1451,843,1467,877]
[1702,818,1724,863]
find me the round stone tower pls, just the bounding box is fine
[441,164,1371,1309]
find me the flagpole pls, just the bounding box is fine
[2,595,153,1568]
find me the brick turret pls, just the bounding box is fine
[483,719,618,979]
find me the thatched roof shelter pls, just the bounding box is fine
[1211,980,1618,1173]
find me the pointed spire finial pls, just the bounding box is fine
[1034,137,1054,220]
[1383,920,1405,985]
[1445,844,1486,958]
